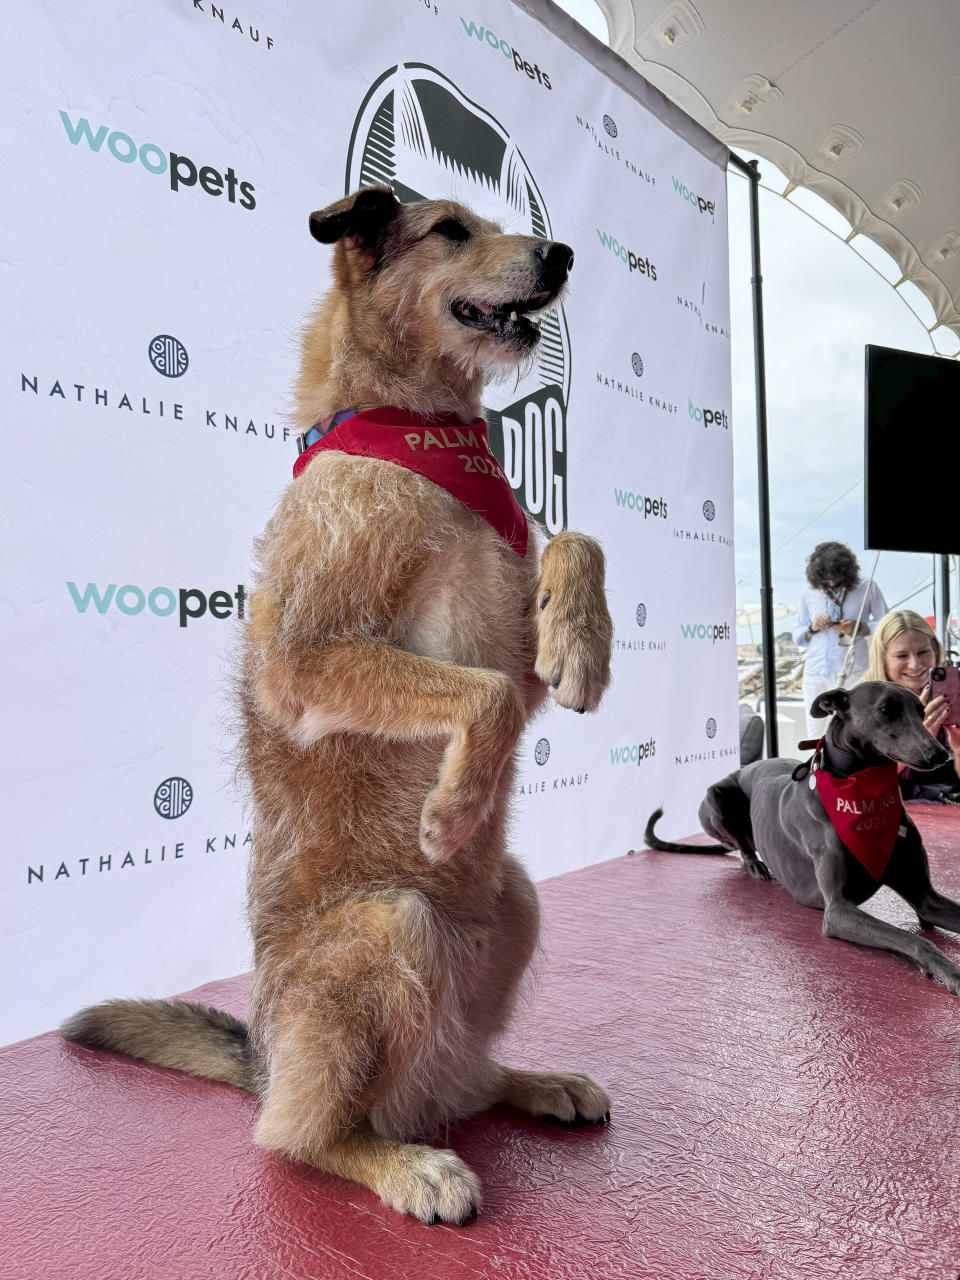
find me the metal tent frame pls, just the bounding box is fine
[729,153,778,757]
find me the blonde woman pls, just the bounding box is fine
[866,610,960,800]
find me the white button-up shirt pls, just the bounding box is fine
[793,580,888,677]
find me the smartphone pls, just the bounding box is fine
[928,666,960,727]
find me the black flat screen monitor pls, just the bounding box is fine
[865,344,960,554]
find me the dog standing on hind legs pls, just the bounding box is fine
[645,681,960,994]
[62,186,614,1224]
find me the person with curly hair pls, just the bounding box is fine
[793,541,887,735]
[865,610,960,802]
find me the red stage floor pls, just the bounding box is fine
[3,804,960,1280]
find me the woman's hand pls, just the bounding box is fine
[945,724,960,775]
[920,687,950,737]
[812,613,832,632]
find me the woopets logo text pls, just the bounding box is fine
[59,110,256,209]
[459,18,552,89]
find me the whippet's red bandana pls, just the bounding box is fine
[813,752,902,880]
[293,407,528,557]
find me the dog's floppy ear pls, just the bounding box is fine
[810,687,850,719]
[309,187,400,253]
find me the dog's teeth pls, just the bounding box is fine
[510,310,518,322]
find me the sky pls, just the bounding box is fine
[726,174,947,644]
[555,0,956,646]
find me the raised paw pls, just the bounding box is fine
[535,532,613,714]
[379,1146,482,1225]
[418,678,524,862]
[419,789,479,864]
[500,1067,612,1126]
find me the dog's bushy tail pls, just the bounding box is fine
[644,807,731,855]
[61,998,256,1093]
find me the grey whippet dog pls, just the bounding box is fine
[646,681,960,994]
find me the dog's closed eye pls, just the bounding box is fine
[431,218,471,242]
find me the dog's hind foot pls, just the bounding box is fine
[496,1065,612,1126]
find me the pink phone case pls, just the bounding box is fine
[928,666,960,727]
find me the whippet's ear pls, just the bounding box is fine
[308,187,400,251]
[810,687,850,719]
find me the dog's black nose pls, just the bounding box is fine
[535,241,574,285]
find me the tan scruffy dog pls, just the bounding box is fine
[63,187,614,1225]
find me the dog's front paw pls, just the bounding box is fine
[535,625,611,713]
[419,789,479,863]
[419,677,523,862]
[919,948,960,996]
[535,534,612,713]
[379,1146,482,1225]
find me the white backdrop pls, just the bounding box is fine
[1,0,736,1044]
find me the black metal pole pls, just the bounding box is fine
[731,155,778,757]
[940,554,951,657]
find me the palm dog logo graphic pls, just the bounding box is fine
[346,64,572,534]
[534,737,551,766]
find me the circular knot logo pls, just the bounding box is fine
[149,335,189,378]
[631,352,644,377]
[705,718,717,739]
[702,499,716,522]
[534,737,551,766]
[636,603,647,627]
[602,114,618,138]
[154,777,193,819]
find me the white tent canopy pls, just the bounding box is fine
[597,0,960,347]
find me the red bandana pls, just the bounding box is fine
[813,747,902,880]
[293,407,528,557]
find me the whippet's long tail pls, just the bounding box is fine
[643,808,731,855]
